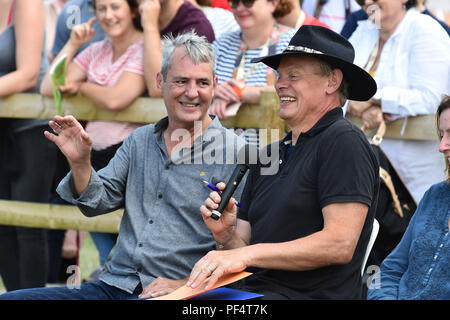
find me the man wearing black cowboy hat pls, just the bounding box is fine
[187,25,380,299]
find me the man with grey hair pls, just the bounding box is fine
[0,32,246,300]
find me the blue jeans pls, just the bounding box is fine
[90,232,116,266]
[0,281,143,300]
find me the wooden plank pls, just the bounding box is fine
[346,114,438,141]
[0,93,168,123]
[0,92,439,231]
[0,200,121,233]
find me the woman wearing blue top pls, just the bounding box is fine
[367,95,450,300]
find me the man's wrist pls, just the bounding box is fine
[216,242,225,250]
[214,227,235,250]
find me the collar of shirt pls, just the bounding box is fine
[153,115,226,164]
[281,107,343,147]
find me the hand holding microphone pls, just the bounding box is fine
[209,164,248,220]
[200,181,238,245]
[200,144,257,220]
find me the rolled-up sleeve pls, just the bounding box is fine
[56,135,131,217]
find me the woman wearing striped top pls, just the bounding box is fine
[210,0,295,121]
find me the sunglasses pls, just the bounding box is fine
[228,0,257,9]
[356,0,379,5]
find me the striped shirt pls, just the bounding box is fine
[202,7,240,40]
[74,37,145,150]
[213,28,295,86]
[213,28,295,146]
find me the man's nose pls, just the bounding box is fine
[275,75,287,91]
[185,82,199,98]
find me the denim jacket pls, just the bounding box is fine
[368,181,450,299]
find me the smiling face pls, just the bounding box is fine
[365,0,407,29]
[232,0,278,31]
[158,47,217,130]
[275,55,333,128]
[95,0,137,38]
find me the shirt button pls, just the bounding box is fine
[149,220,154,224]
[158,194,163,199]
[138,243,143,247]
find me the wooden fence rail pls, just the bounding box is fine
[0,92,438,233]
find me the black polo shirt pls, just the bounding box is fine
[237,107,379,299]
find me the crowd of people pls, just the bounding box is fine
[0,0,449,300]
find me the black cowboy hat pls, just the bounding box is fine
[252,25,377,101]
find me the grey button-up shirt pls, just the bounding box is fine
[57,116,247,293]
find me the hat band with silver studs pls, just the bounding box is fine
[284,45,323,54]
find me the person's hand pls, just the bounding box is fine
[138,0,161,31]
[209,98,229,120]
[214,80,240,103]
[361,105,383,130]
[138,277,187,299]
[200,182,238,244]
[68,17,96,49]
[44,115,92,166]
[347,100,373,118]
[186,248,248,290]
[58,79,84,96]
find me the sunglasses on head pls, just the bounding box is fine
[228,0,257,9]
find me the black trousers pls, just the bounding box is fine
[0,120,57,291]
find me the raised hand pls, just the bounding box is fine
[68,17,97,49]
[44,115,92,167]
[138,0,161,31]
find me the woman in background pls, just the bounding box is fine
[210,0,295,145]
[347,0,450,205]
[367,95,450,300]
[0,0,57,291]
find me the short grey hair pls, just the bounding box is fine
[316,59,349,107]
[160,31,216,81]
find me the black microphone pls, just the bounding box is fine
[210,144,258,220]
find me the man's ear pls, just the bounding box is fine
[213,75,218,90]
[156,72,163,91]
[326,68,343,95]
